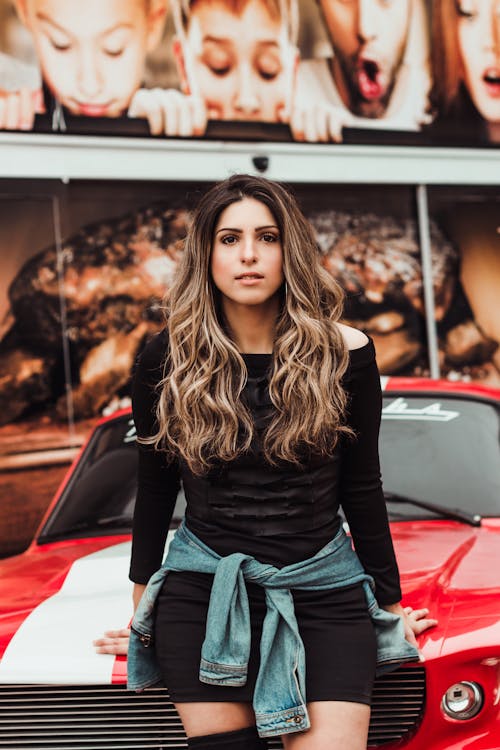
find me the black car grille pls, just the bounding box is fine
[0,666,425,749]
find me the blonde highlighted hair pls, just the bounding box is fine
[148,174,352,475]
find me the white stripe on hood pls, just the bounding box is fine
[0,542,132,684]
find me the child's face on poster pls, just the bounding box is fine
[319,0,411,118]
[456,0,500,123]
[181,0,296,122]
[16,0,164,117]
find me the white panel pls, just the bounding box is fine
[1,133,499,185]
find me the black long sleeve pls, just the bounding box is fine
[129,330,180,584]
[340,350,402,604]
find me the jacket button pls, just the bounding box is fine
[294,716,302,724]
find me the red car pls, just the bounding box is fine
[0,378,499,750]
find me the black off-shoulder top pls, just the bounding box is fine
[129,329,402,605]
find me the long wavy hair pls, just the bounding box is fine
[148,174,353,474]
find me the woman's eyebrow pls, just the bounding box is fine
[215,226,242,235]
[215,225,279,234]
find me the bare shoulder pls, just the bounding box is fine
[336,322,369,351]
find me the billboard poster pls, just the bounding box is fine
[1,0,499,145]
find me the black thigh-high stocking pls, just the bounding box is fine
[187,725,268,749]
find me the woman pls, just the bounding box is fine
[430,0,500,141]
[96,174,436,749]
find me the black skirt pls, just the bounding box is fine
[153,570,377,705]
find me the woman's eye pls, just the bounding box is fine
[221,235,238,244]
[261,233,279,243]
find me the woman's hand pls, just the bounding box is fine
[382,602,438,649]
[93,628,130,655]
[94,584,146,655]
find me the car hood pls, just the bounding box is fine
[391,519,500,659]
[0,522,499,683]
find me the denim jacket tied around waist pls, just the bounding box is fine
[127,521,419,739]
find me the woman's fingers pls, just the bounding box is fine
[405,607,438,635]
[93,627,131,655]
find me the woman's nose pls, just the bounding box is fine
[240,236,258,262]
[233,63,261,116]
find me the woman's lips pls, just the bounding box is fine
[356,57,387,101]
[235,273,264,285]
[483,68,500,98]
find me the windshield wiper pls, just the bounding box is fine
[384,492,481,527]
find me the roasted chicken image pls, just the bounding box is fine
[0,205,188,424]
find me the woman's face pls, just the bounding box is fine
[457,0,500,122]
[211,197,284,312]
[180,0,296,121]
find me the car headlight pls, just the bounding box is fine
[441,681,484,720]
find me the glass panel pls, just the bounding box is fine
[427,186,500,389]
[0,186,69,556]
[380,394,500,518]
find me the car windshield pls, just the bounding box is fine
[39,415,185,542]
[380,394,500,520]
